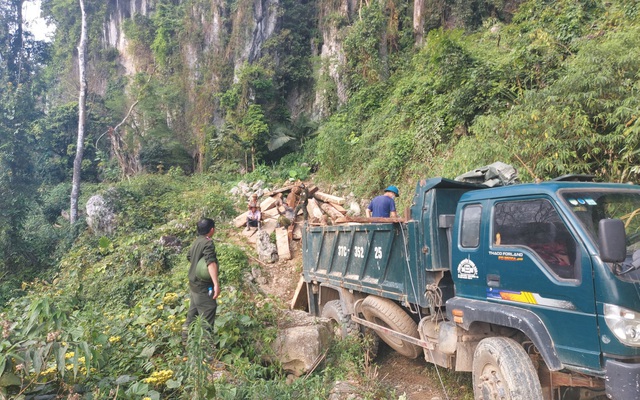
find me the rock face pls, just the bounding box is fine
[267,310,332,377]
[85,195,116,236]
[100,0,345,127]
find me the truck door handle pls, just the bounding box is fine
[487,274,500,287]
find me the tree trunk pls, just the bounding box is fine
[70,0,87,224]
[313,191,345,205]
[413,0,426,47]
[319,202,344,220]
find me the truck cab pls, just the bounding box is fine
[450,181,640,399]
[301,177,640,399]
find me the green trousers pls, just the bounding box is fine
[182,286,217,341]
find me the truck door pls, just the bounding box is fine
[485,197,600,370]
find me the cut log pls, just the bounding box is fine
[264,185,294,197]
[320,202,343,220]
[286,191,297,208]
[262,207,280,219]
[334,216,407,224]
[290,276,308,311]
[330,203,347,214]
[292,220,303,240]
[276,227,292,260]
[307,198,324,220]
[261,219,278,235]
[260,196,278,211]
[314,191,345,205]
[307,185,319,196]
[234,211,249,228]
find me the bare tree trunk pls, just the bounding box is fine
[413,0,426,47]
[251,146,255,172]
[70,0,87,224]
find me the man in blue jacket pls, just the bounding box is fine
[366,185,399,218]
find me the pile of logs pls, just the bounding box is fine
[233,183,347,260]
[233,182,407,261]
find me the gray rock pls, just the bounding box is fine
[348,201,361,216]
[252,180,265,190]
[267,311,332,376]
[85,195,116,236]
[256,230,278,263]
[158,235,181,252]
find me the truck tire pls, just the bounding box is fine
[360,296,421,359]
[321,300,358,339]
[472,337,543,400]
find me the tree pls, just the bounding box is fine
[70,0,87,224]
[0,0,46,271]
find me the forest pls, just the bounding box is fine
[1,0,640,398]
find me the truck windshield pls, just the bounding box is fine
[562,189,640,264]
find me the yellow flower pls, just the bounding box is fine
[65,352,74,359]
[162,292,179,304]
[108,336,121,343]
[142,369,173,386]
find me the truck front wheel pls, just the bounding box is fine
[360,296,421,359]
[321,300,358,339]
[472,337,543,400]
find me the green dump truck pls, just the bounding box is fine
[301,176,640,399]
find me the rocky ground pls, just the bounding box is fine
[236,228,473,400]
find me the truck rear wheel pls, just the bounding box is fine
[321,300,358,339]
[472,337,543,400]
[360,296,421,359]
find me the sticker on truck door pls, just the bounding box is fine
[457,257,479,280]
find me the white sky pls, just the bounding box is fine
[22,0,56,42]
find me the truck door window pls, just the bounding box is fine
[461,204,482,248]
[493,199,578,279]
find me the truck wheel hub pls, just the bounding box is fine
[478,368,507,399]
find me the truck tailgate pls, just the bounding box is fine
[302,221,421,303]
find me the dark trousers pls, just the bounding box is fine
[183,287,217,339]
[294,203,308,219]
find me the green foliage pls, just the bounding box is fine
[262,0,317,91]
[343,2,387,91]
[216,243,250,285]
[8,0,640,397]
[460,21,640,182]
[150,1,185,70]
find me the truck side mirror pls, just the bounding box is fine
[599,219,626,263]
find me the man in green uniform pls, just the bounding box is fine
[183,218,220,341]
[294,183,309,220]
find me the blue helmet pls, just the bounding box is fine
[384,185,399,196]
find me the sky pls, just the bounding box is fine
[22,0,55,42]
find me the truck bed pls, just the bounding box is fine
[302,221,424,305]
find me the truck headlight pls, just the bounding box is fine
[604,304,640,346]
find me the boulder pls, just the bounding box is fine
[348,201,362,216]
[268,310,332,376]
[256,230,278,263]
[158,235,182,252]
[85,195,116,236]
